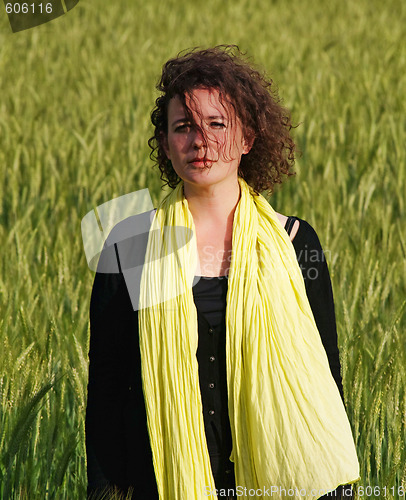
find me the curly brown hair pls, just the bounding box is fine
[148,45,296,194]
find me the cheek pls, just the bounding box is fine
[209,131,228,154]
[167,134,186,156]
[221,133,245,160]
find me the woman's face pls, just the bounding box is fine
[163,88,251,191]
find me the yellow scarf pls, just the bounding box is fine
[138,178,359,499]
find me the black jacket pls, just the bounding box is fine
[86,216,344,499]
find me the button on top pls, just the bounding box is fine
[209,383,215,389]
[208,328,214,334]
[209,356,215,362]
[208,410,215,416]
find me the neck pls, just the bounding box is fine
[183,178,241,226]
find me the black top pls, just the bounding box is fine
[193,276,233,483]
[86,216,343,499]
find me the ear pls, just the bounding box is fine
[161,131,171,160]
[242,131,255,155]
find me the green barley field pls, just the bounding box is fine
[0,0,405,498]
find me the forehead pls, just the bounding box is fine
[167,88,232,119]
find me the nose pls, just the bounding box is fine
[191,127,205,149]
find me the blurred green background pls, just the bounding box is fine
[0,0,405,497]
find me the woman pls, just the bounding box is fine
[86,46,359,499]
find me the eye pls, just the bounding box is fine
[174,123,191,132]
[210,121,226,129]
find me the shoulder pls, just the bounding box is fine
[97,209,156,273]
[275,212,299,242]
[91,210,156,319]
[104,210,155,249]
[286,217,330,284]
[288,217,324,252]
[275,211,323,249]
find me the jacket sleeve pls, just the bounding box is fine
[86,264,135,495]
[292,219,345,401]
[86,249,158,499]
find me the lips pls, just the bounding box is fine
[188,157,213,167]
